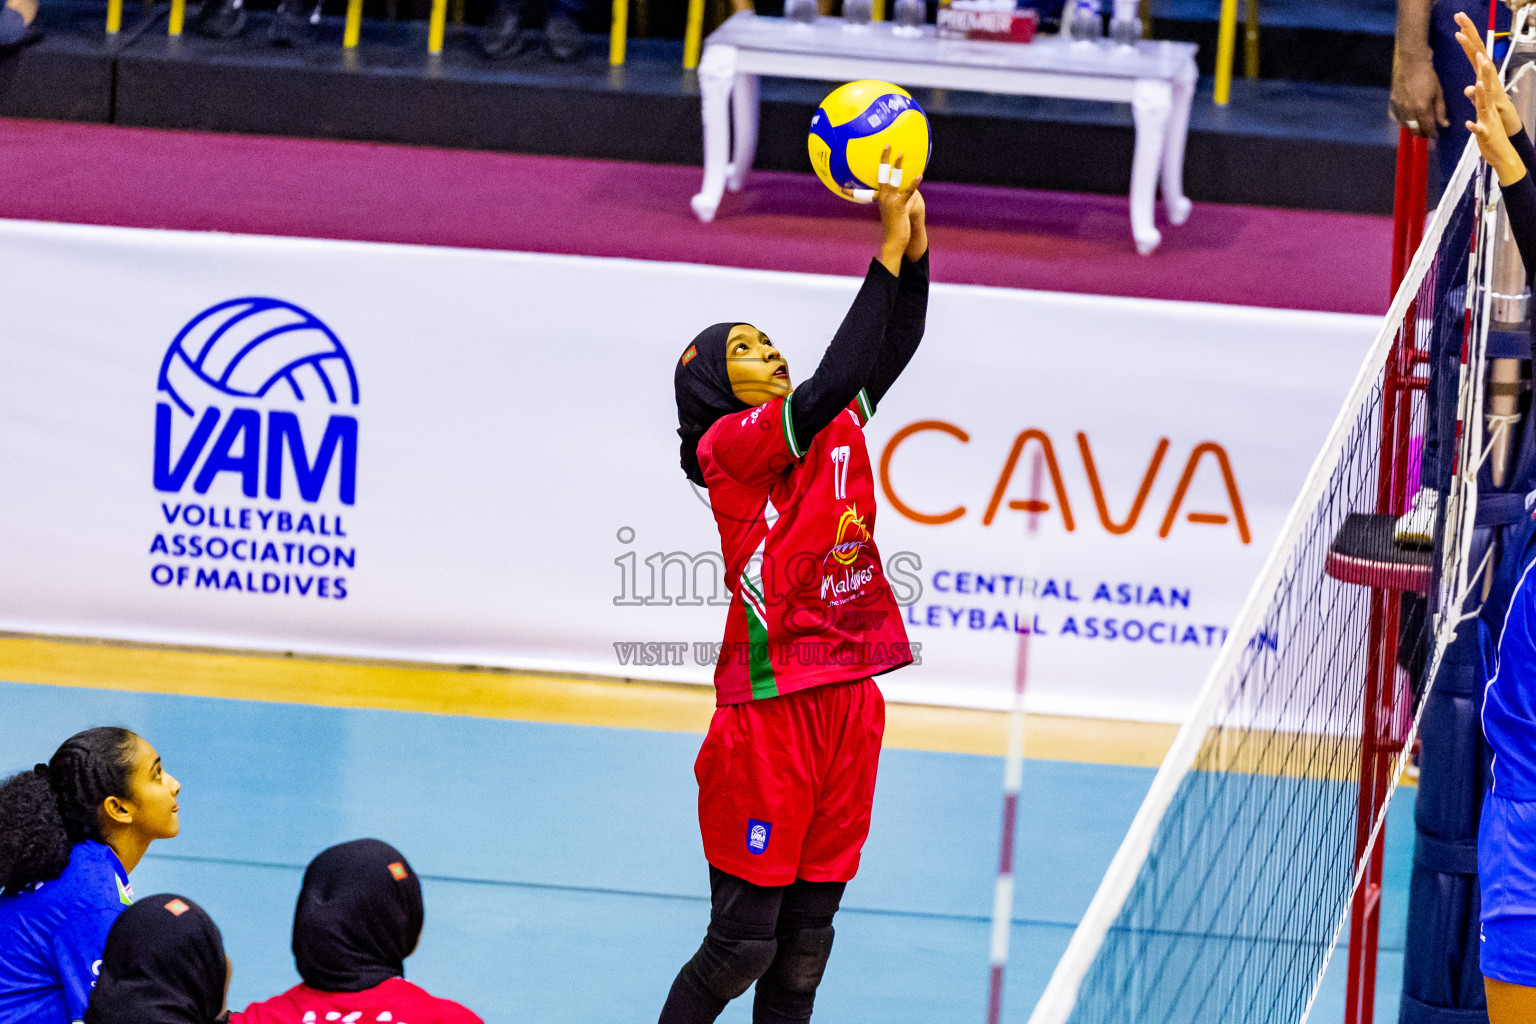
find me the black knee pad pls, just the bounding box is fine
[761,924,835,994]
[687,930,778,1002]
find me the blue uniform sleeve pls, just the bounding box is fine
[51,905,121,1022]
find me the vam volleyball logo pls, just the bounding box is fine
[148,298,360,601]
[746,819,772,855]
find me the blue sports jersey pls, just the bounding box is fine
[0,840,132,1024]
[1485,559,1536,801]
[1482,554,1536,977]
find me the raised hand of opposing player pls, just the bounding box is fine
[1467,50,1527,185]
[1455,11,1523,137]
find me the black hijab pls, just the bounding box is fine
[292,838,424,993]
[675,322,752,487]
[85,894,227,1024]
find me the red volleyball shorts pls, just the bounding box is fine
[695,677,885,887]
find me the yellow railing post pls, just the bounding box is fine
[428,0,447,52]
[1243,0,1259,79]
[1213,0,1238,105]
[682,0,703,68]
[609,0,627,65]
[168,0,185,35]
[344,0,363,48]
[105,0,122,33]
[872,0,884,19]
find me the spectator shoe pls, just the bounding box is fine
[193,0,247,38]
[270,0,322,45]
[0,22,41,51]
[479,0,527,57]
[545,12,581,60]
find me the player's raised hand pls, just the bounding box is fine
[905,186,927,261]
[1467,51,1526,185]
[1455,11,1523,137]
[871,146,922,273]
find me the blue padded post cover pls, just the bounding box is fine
[1397,618,1489,1024]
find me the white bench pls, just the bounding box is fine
[691,13,1198,255]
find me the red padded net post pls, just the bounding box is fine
[1344,127,1430,1024]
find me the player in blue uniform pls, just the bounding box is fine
[0,728,182,1024]
[1459,15,1536,1020]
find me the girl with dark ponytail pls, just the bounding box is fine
[0,727,182,1024]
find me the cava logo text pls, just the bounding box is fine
[879,422,1250,543]
[148,298,360,601]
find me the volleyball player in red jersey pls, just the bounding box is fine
[663,150,926,1024]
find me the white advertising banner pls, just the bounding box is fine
[0,219,1374,721]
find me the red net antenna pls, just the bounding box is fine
[986,451,1045,1024]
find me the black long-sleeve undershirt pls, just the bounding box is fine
[867,251,930,405]
[785,252,929,453]
[1503,128,1536,296]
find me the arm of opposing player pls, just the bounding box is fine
[863,250,929,407]
[1463,52,1536,286]
[1505,127,1536,288]
[784,259,900,455]
[1497,129,1536,368]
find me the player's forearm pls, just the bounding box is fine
[1489,121,1532,189]
[1507,175,1536,370]
[904,219,927,262]
[865,252,929,405]
[1509,122,1535,182]
[791,259,899,440]
[1394,0,1433,64]
[1499,133,1536,281]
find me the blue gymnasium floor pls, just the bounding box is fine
[0,680,1413,1023]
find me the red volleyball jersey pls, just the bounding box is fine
[232,977,482,1024]
[697,388,913,706]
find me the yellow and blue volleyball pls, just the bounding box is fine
[808,80,931,202]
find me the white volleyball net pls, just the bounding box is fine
[1024,125,1502,1024]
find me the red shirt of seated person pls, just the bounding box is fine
[234,839,480,1024]
[236,975,477,1024]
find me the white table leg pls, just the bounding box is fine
[727,72,759,193]
[1129,78,1172,255]
[1160,61,1196,227]
[691,44,739,223]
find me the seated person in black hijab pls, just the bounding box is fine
[85,893,231,1024]
[238,839,481,1024]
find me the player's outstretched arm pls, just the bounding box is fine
[1454,12,1522,137]
[786,149,923,451]
[1461,35,1536,291]
[905,188,927,263]
[874,151,920,275]
[1457,16,1525,186]
[864,192,929,407]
